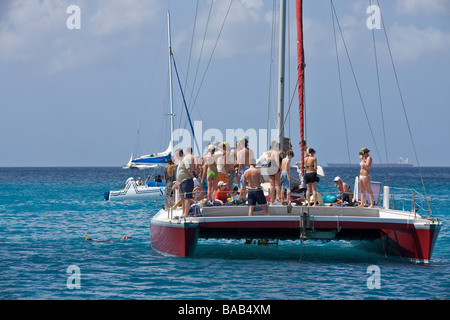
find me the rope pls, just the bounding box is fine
[266,0,278,149]
[172,55,202,156]
[376,0,432,216]
[184,0,200,91]
[330,1,389,182]
[369,0,391,186]
[330,0,351,165]
[190,0,234,116]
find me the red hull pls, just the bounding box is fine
[150,222,198,257]
[381,225,440,263]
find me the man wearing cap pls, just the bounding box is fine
[333,176,353,204]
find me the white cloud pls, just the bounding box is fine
[178,0,272,59]
[0,0,161,75]
[395,0,450,16]
[388,23,450,63]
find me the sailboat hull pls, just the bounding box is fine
[150,205,441,263]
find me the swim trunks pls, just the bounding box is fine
[247,188,267,206]
[304,172,319,184]
[280,172,290,189]
[180,178,194,199]
[207,171,218,179]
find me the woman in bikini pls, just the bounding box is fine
[358,147,374,208]
[203,145,219,201]
[267,141,283,204]
[304,148,319,206]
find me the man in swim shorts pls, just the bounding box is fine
[280,150,294,202]
[242,160,268,216]
[175,149,195,217]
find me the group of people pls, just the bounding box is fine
[163,138,302,217]
[298,146,375,208]
[165,138,269,217]
[154,141,375,217]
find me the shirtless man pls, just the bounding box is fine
[358,147,374,208]
[280,150,294,202]
[242,160,268,216]
[236,138,254,199]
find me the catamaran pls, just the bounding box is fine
[150,1,442,263]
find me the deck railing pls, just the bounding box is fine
[383,186,432,218]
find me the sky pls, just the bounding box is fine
[0,0,449,167]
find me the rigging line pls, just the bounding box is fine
[187,0,214,110]
[184,0,200,91]
[180,0,214,132]
[267,0,278,149]
[280,77,299,138]
[190,0,235,116]
[331,1,386,177]
[172,53,202,156]
[173,51,209,129]
[369,0,390,185]
[330,0,351,165]
[287,0,292,143]
[376,0,431,215]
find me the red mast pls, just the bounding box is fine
[296,0,306,174]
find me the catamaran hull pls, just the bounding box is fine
[381,224,441,264]
[150,219,199,257]
[149,206,441,263]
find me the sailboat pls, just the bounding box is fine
[104,13,176,201]
[149,1,442,263]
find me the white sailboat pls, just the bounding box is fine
[104,12,176,201]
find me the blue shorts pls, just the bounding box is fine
[247,188,267,206]
[280,172,290,189]
[180,178,194,199]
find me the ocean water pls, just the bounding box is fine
[0,166,449,300]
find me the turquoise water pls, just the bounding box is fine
[0,167,449,300]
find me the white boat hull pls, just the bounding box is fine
[105,180,165,201]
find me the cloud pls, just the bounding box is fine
[0,0,161,75]
[388,23,450,63]
[395,0,450,16]
[176,0,272,59]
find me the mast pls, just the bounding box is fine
[167,11,175,156]
[295,0,305,173]
[276,0,287,149]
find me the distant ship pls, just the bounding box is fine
[327,156,414,168]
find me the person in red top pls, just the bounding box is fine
[214,181,231,205]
